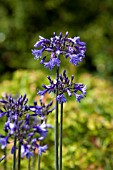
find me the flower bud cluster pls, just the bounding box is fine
[30,98,54,121]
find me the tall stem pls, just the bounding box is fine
[38,154,41,170]
[17,142,21,170]
[28,157,31,170]
[4,119,7,170]
[32,153,35,170]
[4,147,7,170]
[12,136,17,170]
[55,66,59,170]
[59,103,63,170]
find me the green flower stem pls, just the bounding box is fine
[4,147,7,170]
[55,66,59,170]
[4,120,7,170]
[17,142,21,170]
[32,153,35,170]
[59,103,63,170]
[12,136,17,170]
[38,154,41,170]
[28,157,31,170]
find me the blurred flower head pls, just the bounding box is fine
[0,94,53,158]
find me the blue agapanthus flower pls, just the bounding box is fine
[56,94,66,104]
[0,94,53,159]
[0,136,9,149]
[38,70,86,103]
[32,32,86,70]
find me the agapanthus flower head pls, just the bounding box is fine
[0,94,52,159]
[38,70,86,103]
[32,32,86,70]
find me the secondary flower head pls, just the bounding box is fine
[38,70,86,103]
[0,94,52,159]
[32,32,86,70]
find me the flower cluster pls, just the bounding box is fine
[32,32,86,70]
[30,98,54,122]
[0,31,87,168]
[0,94,53,159]
[38,70,86,103]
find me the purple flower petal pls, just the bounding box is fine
[38,145,48,155]
[56,94,66,104]
[32,49,43,59]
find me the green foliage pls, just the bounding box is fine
[0,69,113,169]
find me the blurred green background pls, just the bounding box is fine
[0,0,113,169]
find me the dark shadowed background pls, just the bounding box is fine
[0,0,113,79]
